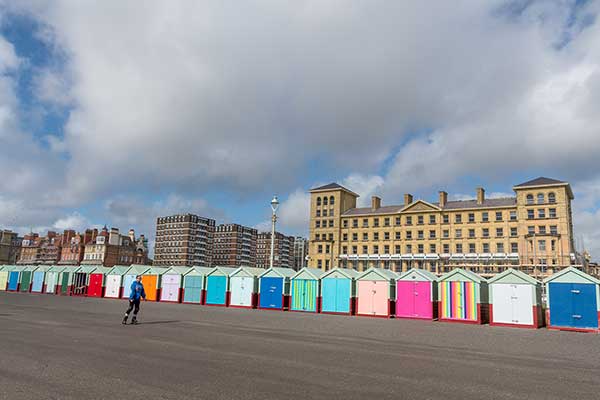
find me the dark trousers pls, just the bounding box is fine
[125,299,140,319]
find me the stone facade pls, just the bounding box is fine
[0,230,21,264]
[308,178,577,278]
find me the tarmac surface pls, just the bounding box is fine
[0,292,599,400]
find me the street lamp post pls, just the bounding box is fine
[269,195,279,269]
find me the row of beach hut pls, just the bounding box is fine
[1,264,598,333]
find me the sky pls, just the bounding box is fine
[1,1,600,260]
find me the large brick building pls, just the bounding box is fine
[308,177,578,278]
[256,231,295,268]
[153,214,215,267]
[213,223,257,267]
[58,229,98,265]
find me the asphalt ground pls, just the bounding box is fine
[0,292,598,400]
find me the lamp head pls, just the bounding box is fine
[270,195,279,212]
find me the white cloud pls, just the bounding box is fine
[53,212,90,231]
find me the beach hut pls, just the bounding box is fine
[87,267,112,297]
[7,265,25,291]
[44,266,66,294]
[205,267,237,306]
[58,267,78,295]
[104,266,132,299]
[290,268,325,313]
[438,268,489,325]
[182,267,213,304]
[258,267,295,310]
[71,266,99,296]
[0,266,8,291]
[488,268,543,329]
[160,266,192,303]
[19,266,37,292]
[356,268,398,318]
[31,266,52,293]
[141,267,168,301]
[395,268,439,320]
[320,268,359,315]
[122,265,151,299]
[229,267,264,308]
[544,267,600,332]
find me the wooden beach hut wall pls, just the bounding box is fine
[104,266,132,299]
[395,268,439,320]
[0,266,8,291]
[356,268,398,318]
[544,267,600,332]
[290,268,325,313]
[320,268,359,315]
[7,265,25,291]
[160,266,192,303]
[141,267,169,301]
[122,265,151,299]
[19,266,36,292]
[87,267,112,297]
[71,266,99,296]
[31,266,52,293]
[258,267,295,310]
[229,267,264,308]
[45,266,66,294]
[438,269,489,325]
[182,267,213,304]
[205,267,237,306]
[58,267,78,295]
[488,268,543,329]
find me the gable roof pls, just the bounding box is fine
[259,267,297,279]
[230,266,265,278]
[320,268,360,280]
[487,267,541,285]
[514,177,566,188]
[439,268,485,283]
[397,268,438,282]
[543,266,600,284]
[401,200,441,212]
[310,183,359,197]
[357,267,398,281]
[292,267,326,280]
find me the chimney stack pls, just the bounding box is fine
[129,229,135,242]
[404,193,413,205]
[371,196,381,211]
[439,191,448,207]
[477,187,485,205]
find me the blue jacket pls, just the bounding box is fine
[129,281,146,301]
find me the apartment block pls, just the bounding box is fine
[153,214,215,267]
[213,223,258,267]
[308,177,577,278]
[292,236,308,271]
[256,231,294,268]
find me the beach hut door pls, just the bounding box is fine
[183,276,202,303]
[32,271,45,292]
[105,275,121,298]
[73,273,88,295]
[0,271,8,291]
[46,272,57,293]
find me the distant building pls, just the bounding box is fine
[17,232,42,265]
[256,232,294,268]
[0,230,22,264]
[36,231,65,265]
[213,223,258,267]
[153,214,215,267]
[292,236,308,271]
[59,229,98,266]
[81,226,148,267]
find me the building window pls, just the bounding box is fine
[330,210,334,217]
[315,233,320,241]
[323,197,328,206]
[510,211,517,221]
[468,229,475,238]
[418,230,424,239]
[317,245,323,253]
[538,226,546,234]
[469,243,476,253]
[406,244,412,253]
[442,214,449,224]
[384,245,390,254]
[511,242,518,253]
[429,230,436,239]
[395,217,401,226]
[406,231,413,240]
[352,233,358,241]
[455,214,462,223]
[384,217,390,227]
[455,229,462,238]
[496,228,503,237]
[363,233,368,241]
[363,219,369,227]
[343,220,348,228]
[362,245,368,254]
[456,244,463,253]
[317,260,322,268]
[495,212,502,221]
[406,216,412,225]
[548,192,556,203]
[325,245,330,253]
[468,213,475,223]
[418,215,424,225]
[527,209,534,219]
[373,218,380,227]
[482,228,489,238]
[315,221,321,228]
[395,245,400,254]
[483,243,490,253]
[510,227,518,237]
[328,233,333,241]
[429,215,436,224]
[539,240,546,251]
[373,245,379,254]
[549,208,556,218]
[373,232,379,241]
[497,243,504,253]
[538,209,545,219]
[329,196,335,205]
[550,225,558,235]
[443,244,450,253]
[526,194,534,205]
[384,232,390,240]
[417,244,424,254]
[352,246,358,254]
[443,229,449,238]
[429,244,436,253]
[482,212,489,222]
[316,197,322,206]
[537,193,544,204]
[528,226,535,235]
[353,219,358,228]
[395,231,401,240]
[316,210,321,217]
[322,209,328,217]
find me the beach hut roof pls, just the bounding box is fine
[320,268,360,280]
[439,268,485,283]
[32,265,52,273]
[184,267,214,276]
[543,266,600,285]
[106,265,133,275]
[397,268,438,282]
[48,266,67,273]
[207,266,238,276]
[93,266,113,275]
[125,265,152,275]
[292,267,326,280]
[357,267,399,281]
[230,267,265,278]
[75,265,100,274]
[259,267,295,279]
[21,265,39,272]
[163,266,194,275]
[488,268,541,286]
[143,266,169,275]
